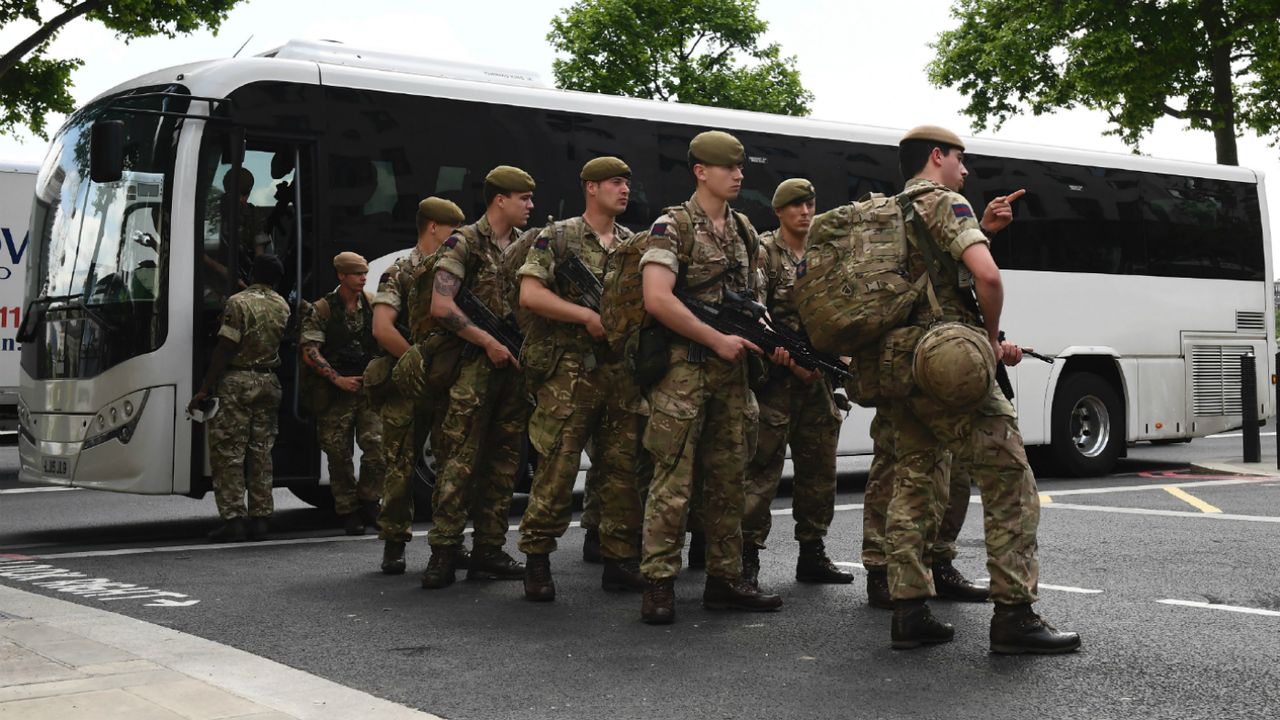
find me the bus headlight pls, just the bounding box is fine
[82,389,150,451]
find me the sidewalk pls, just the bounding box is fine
[1188,459,1280,477]
[0,584,440,720]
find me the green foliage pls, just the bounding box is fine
[0,0,246,139]
[547,0,813,116]
[927,0,1280,164]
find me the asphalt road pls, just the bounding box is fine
[2,436,1279,720]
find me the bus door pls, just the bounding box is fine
[196,133,320,491]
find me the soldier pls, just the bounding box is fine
[516,156,649,600]
[883,125,1079,654]
[300,252,385,535]
[188,254,290,543]
[421,166,536,589]
[637,131,790,624]
[741,179,852,588]
[373,197,465,574]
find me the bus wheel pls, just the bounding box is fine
[289,485,336,513]
[411,438,437,521]
[1050,371,1122,477]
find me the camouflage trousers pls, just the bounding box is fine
[580,462,602,531]
[743,374,842,549]
[208,370,281,520]
[883,385,1040,604]
[862,410,972,568]
[318,386,384,515]
[518,357,650,559]
[377,346,445,543]
[426,356,531,549]
[641,350,758,581]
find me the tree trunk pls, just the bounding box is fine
[0,0,108,82]
[1201,0,1239,165]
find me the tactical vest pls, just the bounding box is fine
[318,289,377,375]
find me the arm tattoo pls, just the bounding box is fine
[434,271,461,298]
[440,309,473,333]
[303,344,339,382]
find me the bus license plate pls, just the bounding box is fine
[42,457,69,477]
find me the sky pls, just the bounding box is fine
[1,0,1277,259]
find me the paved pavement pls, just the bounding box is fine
[2,436,1279,719]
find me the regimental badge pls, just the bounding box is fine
[795,257,807,279]
[651,222,667,237]
[378,272,391,286]
[444,234,459,248]
[952,203,974,219]
[534,234,550,250]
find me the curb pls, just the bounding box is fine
[1188,461,1280,478]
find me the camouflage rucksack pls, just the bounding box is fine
[793,186,933,356]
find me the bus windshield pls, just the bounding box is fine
[23,88,187,379]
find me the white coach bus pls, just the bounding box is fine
[16,40,1273,506]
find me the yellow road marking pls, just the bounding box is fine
[1039,494,1053,504]
[1163,486,1222,514]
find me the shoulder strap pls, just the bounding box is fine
[897,192,949,320]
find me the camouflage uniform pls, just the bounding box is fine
[862,410,969,569]
[742,231,842,550]
[515,217,652,561]
[374,247,438,544]
[427,216,532,550]
[301,289,384,516]
[639,197,760,581]
[207,284,290,520]
[883,178,1039,605]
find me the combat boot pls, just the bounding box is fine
[381,540,407,575]
[420,546,457,589]
[865,567,892,610]
[602,557,645,593]
[703,576,783,612]
[208,518,247,543]
[468,545,524,580]
[891,599,954,649]
[582,527,603,564]
[343,512,366,536]
[454,545,471,568]
[742,545,761,590]
[523,553,555,602]
[989,603,1081,655]
[640,577,675,624]
[796,541,854,584]
[932,560,989,602]
[246,516,270,542]
[687,531,706,570]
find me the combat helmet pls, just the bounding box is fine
[913,322,996,411]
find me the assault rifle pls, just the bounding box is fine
[994,330,1053,400]
[555,255,603,311]
[456,287,523,360]
[676,288,851,381]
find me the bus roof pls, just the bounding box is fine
[91,39,1259,185]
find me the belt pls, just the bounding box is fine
[230,365,275,373]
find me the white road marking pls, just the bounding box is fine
[772,502,863,517]
[1207,431,1278,438]
[0,486,78,495]
[833,561,865,570]
[1034,477,1274,499]
[0,558,199,607]
[1044,503,1280,523]
[975,578,1102,594]
[1157,599,1280,617]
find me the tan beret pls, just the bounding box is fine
[417,196,465,225]
[899,125,965,150]
[772,178,816,208]
[485,165,536,192]
[580,156,631,182]
[333,251,368,274]
[689,130,745,166]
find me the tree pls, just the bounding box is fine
[547,0,813,116]
[0,0,246,138]
[927,0,1280,165]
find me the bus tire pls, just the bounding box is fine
[289,485,336,512]
[1050,371,1123,477]
[411,436,437,521]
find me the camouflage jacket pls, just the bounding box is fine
[436,215,520,319]
[219,284,290,369]
[757,230,806,335]
[639,194,758,305]
[903,178,987,328]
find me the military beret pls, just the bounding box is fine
[772,178,816,208]
[580,156,631,182]
[333,251,369,274]
[417,196,465,225]
[689,130,745,166]
[485,165,536,192]
[221,167,254,193]
[899,125,965,150]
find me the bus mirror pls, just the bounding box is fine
[90,120,124,183]
[223,127,245,166]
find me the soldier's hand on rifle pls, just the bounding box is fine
[583,311,607,342]
[712,334,762,363]
[981,188,1026,235]
[998,340,1027,367]
[334,376,362,393]
[486,340,521,370]
[768,346,793,367]
[790,364,821,384]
